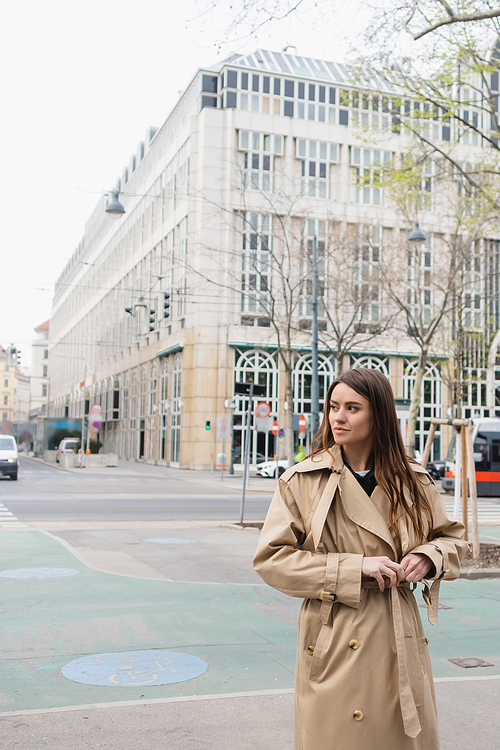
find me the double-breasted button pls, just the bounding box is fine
[353,710,364,721]
[307,646,315,655]
[349,639,359,650]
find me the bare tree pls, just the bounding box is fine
[379,146,499,455]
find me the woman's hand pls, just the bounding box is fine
[361,556,406,592]
[399,553,433,583]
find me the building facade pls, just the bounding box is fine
[29,320,50,420]
[1,345,30,434]
[48,50,500,468]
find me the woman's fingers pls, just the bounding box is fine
[362,556,405,590]
[401,553,433,583]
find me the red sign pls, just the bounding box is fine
[299,414,307,433]
[271,420,279,436]
[255,401,271,419]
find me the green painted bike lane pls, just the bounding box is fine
[0,529,499,714]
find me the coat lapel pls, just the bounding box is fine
[339,465,397,555]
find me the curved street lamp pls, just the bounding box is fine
[105,191,126,218]
[408,221,426,244]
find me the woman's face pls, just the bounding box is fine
[328,382,374,452]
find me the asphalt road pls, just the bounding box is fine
[0,457,273,522]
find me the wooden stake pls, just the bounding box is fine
[464,427,480,560]
[421,422,437,468]
[460,426,468,542]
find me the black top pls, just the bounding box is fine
[344,461,377,497]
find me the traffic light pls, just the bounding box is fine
[16,349,21,366]
[163,293,171,319]
[205,420,211,430]
[148,308,156,332]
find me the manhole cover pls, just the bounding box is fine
[449,657,495,668]
[143,538,198,545]
[0,568,81,579]
[61,649,208,686]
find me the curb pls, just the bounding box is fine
[203,480,276,494]
[458,567,500,579]
[20,455,72,473]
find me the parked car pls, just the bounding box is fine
[256,459,289,478]
[0,435,18,480]
[426,460,445,480]
[56,437,79,463]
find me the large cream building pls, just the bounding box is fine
[48,50,500,468]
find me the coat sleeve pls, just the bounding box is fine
[253,474,363,608]
[408,474,469,580]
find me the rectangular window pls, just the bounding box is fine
[298,82,305,99]
[284,80,294,97]
[241,212,272,315]
[329,87,336,104]
[241,72,248,90]
[239,130,282,191]
[227,69,237,88]
[42,385,47,397]
[202,75,217,93]
[284,100,294,117]
[319,86,325,103]
[226,91,237,108]
[43,349,48,359]
[274,78,281,95]
[296,138,337,198]
[252,74,259,92]
[201,95,217,108]
[339,109,348,126]
[43,365,48,377]
[308,84,315,101]
[263,76,270,93]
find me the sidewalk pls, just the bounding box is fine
[0,524,499,748]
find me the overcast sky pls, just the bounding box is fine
[0,0,371,367]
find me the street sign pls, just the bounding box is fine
[278,428,285,438]
[90,403,102,430]
[272,420,279,436]
[299,414,307,433]
[234,381,266,397]
[217,417,231,439]
[255,402,271,419]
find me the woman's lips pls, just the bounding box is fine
[333,427,348,433]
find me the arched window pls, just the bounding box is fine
[403,359,442,459]
[139,365,147,417]
[293,353,335,415]
[233,348,279,465]
[171,354,182,464]
[158,357,169,463]
[350,354,390,378]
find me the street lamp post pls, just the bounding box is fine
[311,234,320,436]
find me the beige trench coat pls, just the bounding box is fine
[253,445,469,750]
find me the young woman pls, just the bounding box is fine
[254,368,468,750]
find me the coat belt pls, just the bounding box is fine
[318,578,442,739]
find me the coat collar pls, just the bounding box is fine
[299,445,397,555]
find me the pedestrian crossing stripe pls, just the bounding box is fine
[0,503,28,528]
[443,500,500,524]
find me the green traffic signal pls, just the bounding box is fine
[205,420,211,430]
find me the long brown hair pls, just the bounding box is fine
[311,367,433,545]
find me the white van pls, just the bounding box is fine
[0,435,18,480]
